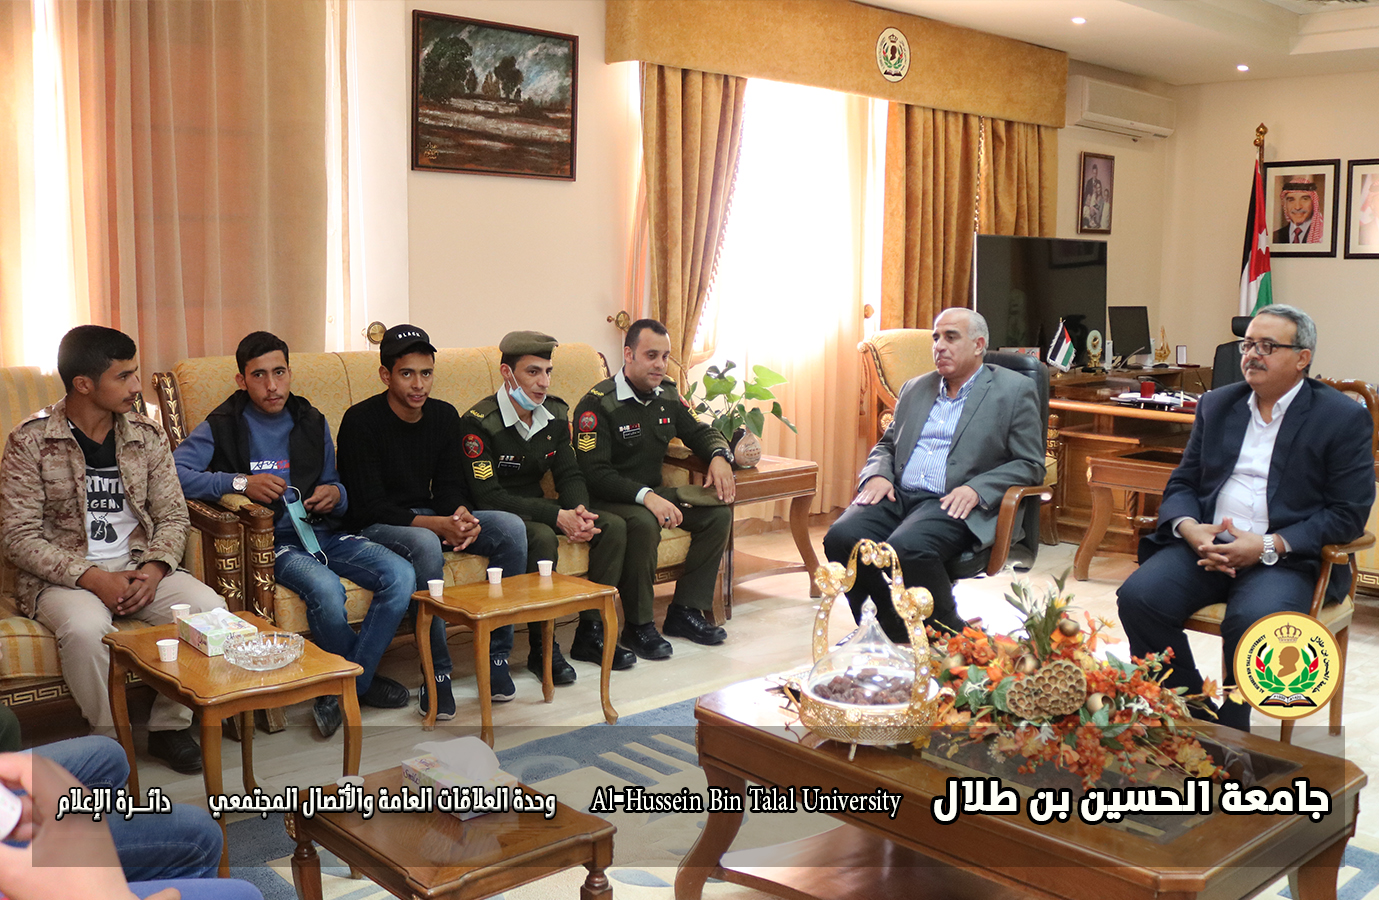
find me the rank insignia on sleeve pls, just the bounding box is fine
[472,461,494,480]
[577,433,596,452]
[463,434,484,459]
[578,411,598,432]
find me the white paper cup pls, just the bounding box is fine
[427,578,445,598]
[537,559,553,577]
[157,639,179,662]
[0,784,21,841]
[170,604,191,620]
[487,567,503,585]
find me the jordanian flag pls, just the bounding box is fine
[1047,321,1076,371]
[1239,159,1273,316]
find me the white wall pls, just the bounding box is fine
[1158,70,1379,382]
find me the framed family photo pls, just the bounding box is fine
[411,10,578,180]
[1263,159,1339,258]
[1077,152,1114,234]
[1345,158,1379,260]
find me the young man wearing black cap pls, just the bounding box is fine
[460,331,636,682]
[336,325,528,716]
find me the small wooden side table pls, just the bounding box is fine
[289,767,614,900]
[415,573,620,742]
[1073,447,1184,580]
[104,611,363,876]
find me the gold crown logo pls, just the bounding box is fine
[1273,622,1303,643]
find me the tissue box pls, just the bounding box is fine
[402,752,519,820]
[177,609,257,657]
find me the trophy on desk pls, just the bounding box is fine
[1085,329,1104,372]
[1153,327,1172,366]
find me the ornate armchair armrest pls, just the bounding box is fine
[217,494,279,623]
[185,499,246,610]
[987,484,1055,576]
[1310,531,1376,616]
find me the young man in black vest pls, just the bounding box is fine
[174,332,415,738]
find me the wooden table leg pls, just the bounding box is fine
[417,605,437,731]
[1292,835,1346,900]
[340,683,361,777]
[789,494,822,598]
[582,831,614,900]
[599,597,618,725]
[541,617,554,703]
[476,625,494,747]
[1074,484,1115,581]
[240,711,256,792]
[106,654,139,798]
[200,714,229,878]
[676,763,746,900]
[291,830,324,900]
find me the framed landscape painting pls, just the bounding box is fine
[1263,159,1339,258]
[411,11,578,180]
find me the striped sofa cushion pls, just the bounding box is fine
[0,616,153,680]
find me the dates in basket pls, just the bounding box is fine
[810,668,913,706]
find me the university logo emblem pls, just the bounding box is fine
[876,27,910,83]
[463,434,484,459]
[1234,612,1339,719]
[578,411,598,432]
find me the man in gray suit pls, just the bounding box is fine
[823,308,1045,641]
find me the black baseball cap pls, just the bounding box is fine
[380,324,437,365]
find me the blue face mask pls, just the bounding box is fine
[506,379,541,412]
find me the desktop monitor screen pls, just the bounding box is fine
[1108,306,1153,364]
[971,235,1108,368]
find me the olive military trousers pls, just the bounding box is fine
[523,510,628,637]
[595,501,731,625]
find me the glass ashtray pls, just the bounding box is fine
[222,632,304,671]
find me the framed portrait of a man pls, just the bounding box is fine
[1263,159,1340,258]
[1344,159,1379,260]
[1077,152,1114,235]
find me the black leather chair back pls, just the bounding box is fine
[1211,315,1253,389]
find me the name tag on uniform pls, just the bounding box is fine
[618,423,642,440]
[498,454,521,470]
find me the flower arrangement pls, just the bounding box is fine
[929,576,1226,789]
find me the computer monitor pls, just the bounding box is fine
[1108,306,1153,365]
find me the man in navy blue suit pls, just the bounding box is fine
[1117,304,1374,731]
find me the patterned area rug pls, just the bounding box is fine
[226,701,1379,900]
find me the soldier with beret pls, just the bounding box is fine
[573,318,735,660]
[460,331,637,682]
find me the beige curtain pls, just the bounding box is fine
[0,1,35,366]
[641,64,747,379]
[880,105,1057,330]
[0,0,333,374]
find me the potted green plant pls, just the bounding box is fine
[684,362,797,467]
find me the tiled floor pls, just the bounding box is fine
[138,524,1379,855]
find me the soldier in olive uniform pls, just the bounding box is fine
[460,331,637,682]
[574,318,736,660]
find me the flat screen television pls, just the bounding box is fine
[971,235,1108,369]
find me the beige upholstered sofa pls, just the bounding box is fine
[0,368,242,731]
[151,343,695,634]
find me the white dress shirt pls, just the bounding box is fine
[496,384,552,441]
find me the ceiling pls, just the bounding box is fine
[866,0,1379,85]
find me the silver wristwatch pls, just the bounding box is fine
[1260,534,1279,566]
[232,474,249,493]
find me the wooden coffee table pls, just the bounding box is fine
[678,676,1366,900]
[415,573,619,742]
[289,766,614,900]
[104,611,363,876]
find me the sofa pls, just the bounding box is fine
[0,367,242,732]
[151,342,698,635]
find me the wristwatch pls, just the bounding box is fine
[232,474,249,494]
[1260,534,1280,566]
[711,447,735,465]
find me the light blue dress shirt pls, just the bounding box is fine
[899,370,980,493]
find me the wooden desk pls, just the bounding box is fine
[290,767,614,900]
[1073,447,1183,580]
[104,612,363,876]
[678,676,1365,900]
[415,573,619,742]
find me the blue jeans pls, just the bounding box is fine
[132,880,263,900]
[363,508,527,668]
[274,530,414,694]
[32,735,222,881]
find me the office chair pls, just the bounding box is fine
[1209,315,1254,389]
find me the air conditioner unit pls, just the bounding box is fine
[1065,75,1175,140]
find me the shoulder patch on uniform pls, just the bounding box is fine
[472,460,494,480]
[576,433,596,452]
[463,434,484,459]
[577,411,597,432]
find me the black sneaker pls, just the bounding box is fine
[418,673,456,721]
[146,727,203,774]
[358,674,410,709]
[490,657,517,702]
[570,619,636,670]
[312,696,343,738]
[663,604,727,645]
[527,641,577,685]
[620,622,673,660]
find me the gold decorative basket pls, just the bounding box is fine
[797,540,942,757]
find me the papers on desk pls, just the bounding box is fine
[1112,392,1196,411]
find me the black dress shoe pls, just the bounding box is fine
[663,604,726,645]
[570,619,636,670]
[527,641,577,685]
[359,674,410,709]
[620,622,673,660]
[312,696,343,738]
[147,727,203,775]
